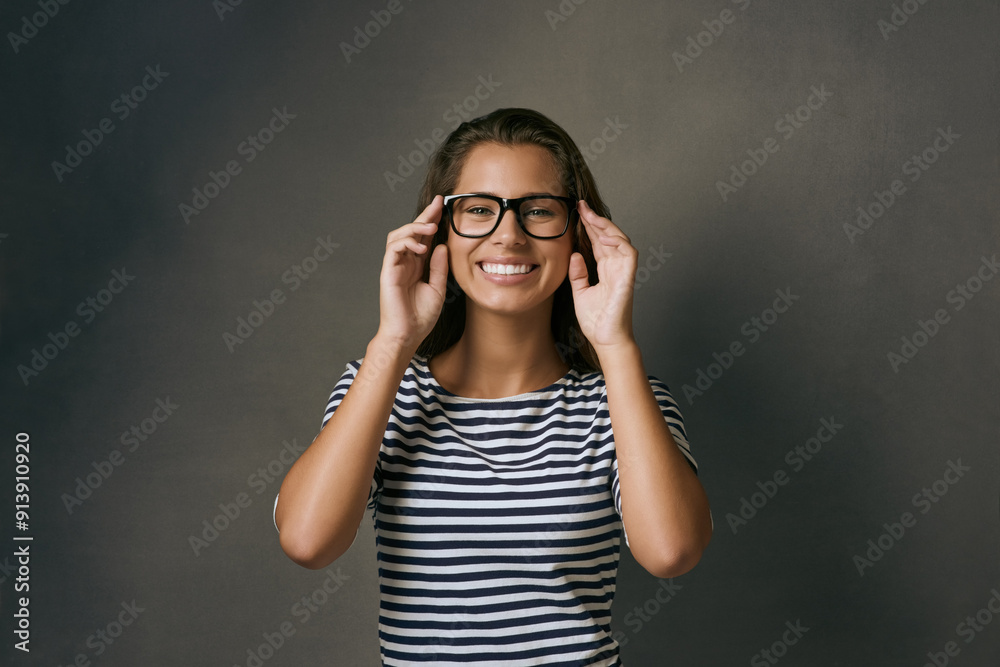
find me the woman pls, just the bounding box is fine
[274,108,713,665]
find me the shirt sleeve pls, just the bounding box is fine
[273,359,375,534]
[610,375,711,548]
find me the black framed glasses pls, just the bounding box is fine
[442,193,577,239]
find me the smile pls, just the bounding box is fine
[477,262,537,275]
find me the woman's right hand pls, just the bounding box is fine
[375,195,449,353]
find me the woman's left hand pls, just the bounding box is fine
[567,200,637,351]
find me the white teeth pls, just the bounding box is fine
[480,263,534,275]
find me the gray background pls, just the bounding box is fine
[1,0,998,665]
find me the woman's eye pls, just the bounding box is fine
[468,207,495,216]
[525,208,554,218]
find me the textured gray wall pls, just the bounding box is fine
[1,0,998,665]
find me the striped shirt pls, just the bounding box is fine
[276,353,697,666]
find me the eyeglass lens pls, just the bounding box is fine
[450,196,569,238]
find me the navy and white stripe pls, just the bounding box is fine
[281,353,696,666]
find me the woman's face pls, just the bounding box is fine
[446,142,575,318]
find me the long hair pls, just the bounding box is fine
[413,108,610,374]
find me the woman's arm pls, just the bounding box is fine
[274,335,413,569]
[599,340,713,579]
[276,197,448,569]
[567,199,712,578]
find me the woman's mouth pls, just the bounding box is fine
[476,262,539,284]
[477,262,538,275]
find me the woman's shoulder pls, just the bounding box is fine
[565,365,685,404]
[565,364,605,391]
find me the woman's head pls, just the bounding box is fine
[414,108,608,373]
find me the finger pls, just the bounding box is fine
[578,199,613,229]
[567,252,589,297]
[392,222,439,249]
[387,195,444,244]
[414,194,443,222]
[575,202,614,262]
[579,200,630,243]
[426,243,449,296]
[387,237,427,264]
[415,195,444,229]
[575,200,601,242]
[414,195,444,244]
[387,218,439,245]
[587,224,632,254]
[596,232,629,247]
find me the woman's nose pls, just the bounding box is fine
[491,208,526,243]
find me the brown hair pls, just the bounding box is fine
[414,108,610,374]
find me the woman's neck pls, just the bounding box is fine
[428,301,570,399]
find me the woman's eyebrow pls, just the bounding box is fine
[467,191,563,197]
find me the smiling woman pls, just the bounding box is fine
[272,108,713,666]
